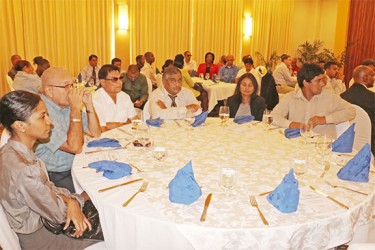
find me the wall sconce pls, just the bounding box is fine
[244,15,252,38]
[118,4,128,31]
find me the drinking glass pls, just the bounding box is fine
[152,147,167,168]
[315,135,332,164]
[136,125,151,150]
[262,109,273,129]
[300,121,313,144]
[292,151,308,175]
[199,73,204,79]
[218,167,238,194]
[205,73,210,80]
[219,106,230,126]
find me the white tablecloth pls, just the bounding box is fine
[72,118,375,250]
[191,77,236,113]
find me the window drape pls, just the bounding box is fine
[129,0,243,69]
[0,0,113,95]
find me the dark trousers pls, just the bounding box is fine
[48,170,75,193]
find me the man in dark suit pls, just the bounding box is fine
[341,65,375,156]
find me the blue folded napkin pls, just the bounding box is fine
[337,143,371,182]
[146,117,164,127]
[168,161,202,205]
[190,70,196,77]
[233,115,255,124]
[332,123,355,153]
[88,160,132,179]
[87,138,121,148]
[191,111,208,127]
[284,128,301,139]
[267,169,300,213]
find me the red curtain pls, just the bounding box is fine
[344,0,375,85]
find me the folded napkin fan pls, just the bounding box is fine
[146,117,164,127]
[284,128,301,139]
[337,143,371,182]
[267,169,300,213]
[233,115,255,124]
[87,138,121,148]
[332,123,355,153]
[168,161,202,205]
[88,160,132,180]
[192,111,208,127]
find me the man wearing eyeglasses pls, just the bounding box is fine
[183,51,197,74]
[93,64,138,132]
[149,67,201,120]
[36,67,101,192]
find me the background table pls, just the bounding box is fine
[73,119,375,250]
[191,77,236,113]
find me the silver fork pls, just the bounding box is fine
[122,182,148,207]
[249,195,269,225]
[320,162,330,178]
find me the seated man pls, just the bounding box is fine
[323,61,346,95]
[218,55,239,83]
[140,52,157,88]
[273,54,297,94]
[80,54,101,87]
[341,65,375,156]
[122,64,149,110]
[36,67,101,192]
[93,64,138,132]
[272,63,355,138]
[8,54,22,80]
[149,67,201,119]
[111,57,126,74]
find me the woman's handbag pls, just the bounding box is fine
[41,200,104,240]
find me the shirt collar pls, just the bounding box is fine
[7,139,38,164]
[41,94,70,114]
[294,88,323,102]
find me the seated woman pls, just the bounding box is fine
[174,54,209,111]
[227,73,266,121]
[0,90,100,249]
[196,52,219,79]
[13,60,41,94]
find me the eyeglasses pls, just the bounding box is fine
[186,55,192,57]
[104,76,124,82]
[49,83,73,89]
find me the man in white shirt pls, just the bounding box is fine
[80,54,101,87]
[273,54,297,94]
[111,57,126,75]
[272,63,355,138]
[149,67,201,120]
[93,64,138,132]
[183,50,197,74]
[140,52,157,89]
[323,61,346,95]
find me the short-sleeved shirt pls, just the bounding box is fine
[93,87,137,126]
[122,73,149,103]
[35,95,88,172]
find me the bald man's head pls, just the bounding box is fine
[353,66,374,88]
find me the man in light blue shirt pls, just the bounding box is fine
[36,67,101,192]
[218,55,239,83]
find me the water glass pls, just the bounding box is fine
[219,106,230,126]
[300,121,313,144]
[315,136,332,164]
[218,167,238,193]
[152,147,167,168]
[262,109,273,129]
[292,152,308,175]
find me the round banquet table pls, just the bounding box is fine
[72,118,375,250]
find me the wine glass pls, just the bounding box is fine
[262,109,273,129]
[300,121,313,144]
[136,126,151,150]
[218,167,238,195]
[205,73,210,80]
[219,106,230,126]
[315,135,332,164]
[152,147,167,168]
[292,151,308,176]
[199,73,204,79]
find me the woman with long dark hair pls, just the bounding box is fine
[227,73,266,121]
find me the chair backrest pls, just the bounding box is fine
[0,129,11,148]
[146,77,153,97]
[0,204,21,250]
[142,100,150,121]
[156,74,163,88]
[351,104,371,151]
[260,73,279,110]
[6,75,15,91]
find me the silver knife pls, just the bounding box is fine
[309,186,349,209]
[200,193,212,222]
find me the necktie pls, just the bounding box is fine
[168,95,177,107]
[92,67,96,85]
